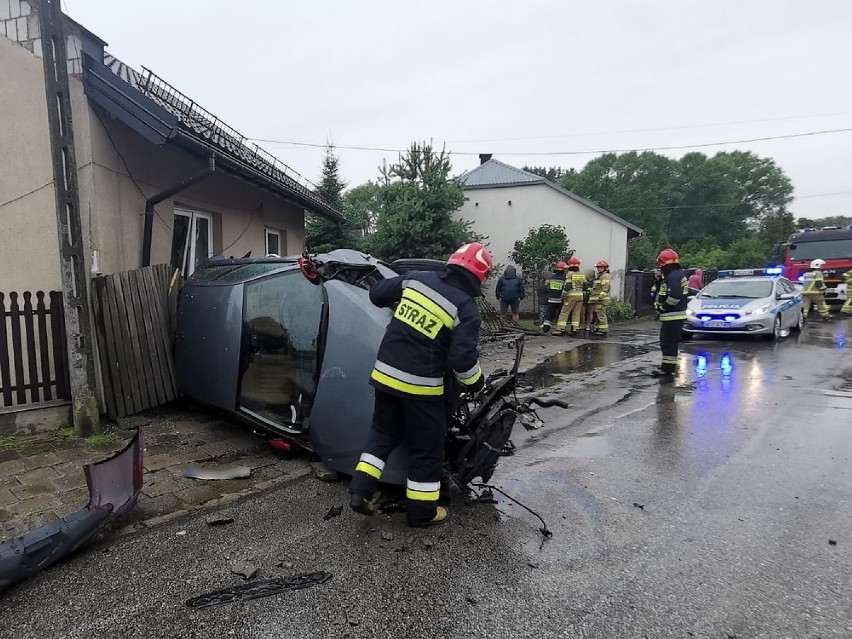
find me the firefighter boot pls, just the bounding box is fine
[409,505,450,528]
[349,492,375,517]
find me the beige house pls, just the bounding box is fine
[456,157,641,308]
[0,2,341,295]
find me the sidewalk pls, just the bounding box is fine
[0,405,311,540]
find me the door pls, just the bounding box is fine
[171,208,213,277]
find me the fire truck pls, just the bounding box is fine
[770,226,852,307]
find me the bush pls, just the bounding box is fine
[606,300,636,323]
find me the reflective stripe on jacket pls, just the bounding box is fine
[590,272,611,303]
[802,270,826,295]
[655,267,688,321]
[547,271,566,303]
[563,270,587,299]
[369,270,483,399]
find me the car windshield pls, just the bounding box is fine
[790,239,852,261]
[700,280,773,299]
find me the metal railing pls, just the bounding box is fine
[137,67,336,215]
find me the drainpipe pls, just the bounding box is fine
[142,156,216,267]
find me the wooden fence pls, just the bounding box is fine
[0,291,71,410]
[91,265,178,419]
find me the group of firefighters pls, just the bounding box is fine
[540,257,613,336]
[801,259,852,319]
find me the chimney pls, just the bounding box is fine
[479,153,492,165]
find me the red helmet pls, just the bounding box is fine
[447,242,493,283]
[657,248,679,267]
[555,261,567,271]
[568,256,581,267]
[595,260,609,269]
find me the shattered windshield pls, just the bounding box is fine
[700,280,773,299]
[239,272,324,432]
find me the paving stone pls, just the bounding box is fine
[19,451,62,470]
[50,460,90,478]
[53,447,96,464]
[0,459,25,478]
[0,488,17,508]
[199,437,265,458]
[16,467,59,485]
[141,470,183,498]
[0,475,20,490]
[173,484,227,507]
[11,481,55,500]
[143,453,185,472]
[51,473,87,493]
[5,494,60,516]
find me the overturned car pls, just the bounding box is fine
[175,250,542,489]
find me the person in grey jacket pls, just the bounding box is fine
[496,265,525,322]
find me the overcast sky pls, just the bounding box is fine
[65,0,852,219]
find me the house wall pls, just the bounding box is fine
[0,29,61,293]
[456,183,629,310]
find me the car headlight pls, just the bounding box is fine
[686,308,696,317]
[746,303,771,316]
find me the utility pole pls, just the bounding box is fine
[39,0,100,435]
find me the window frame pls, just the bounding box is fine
[174,207,214,277]
[265,227,284,257]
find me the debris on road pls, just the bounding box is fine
[186,465,251,480]
[206,517,235,527]
[633,502,645,510]
[829,539,837,546]
[186,571,333,608]
[323,505,343,521]
[230,560,259,580]
[311,461,340,482]
[0,428,144,593]
[381,531,394,541]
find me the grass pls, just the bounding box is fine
[0,435,24,453]
[86,431,122,447]
[56,427,77,440]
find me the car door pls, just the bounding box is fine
[778,278,797,327]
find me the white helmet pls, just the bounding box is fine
[810,259,826,269]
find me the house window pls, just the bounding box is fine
[265,228,285,256]
[171,208,214,277]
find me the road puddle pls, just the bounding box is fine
[520,342,650,388]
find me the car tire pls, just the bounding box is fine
[765,314,782,341]
[388,258,446,275]
[792,309,805,332]
[681,331,694,341]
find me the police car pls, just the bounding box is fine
[683,268,804,340]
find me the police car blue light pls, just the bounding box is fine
[683,272,804,341]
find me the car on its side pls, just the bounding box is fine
[683,269,804,341]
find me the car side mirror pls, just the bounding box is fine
[777,293,794,301]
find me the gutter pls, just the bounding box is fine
[142,156,216,267]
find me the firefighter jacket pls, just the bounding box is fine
[802,270,827,295]
[844,270,852,282]
[562,269,586,300]
[654,265,688,321]
[369,269,484,400]
[590,271,611,303]
[547,271,566,303]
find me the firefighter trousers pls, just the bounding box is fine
[843,296,852,315]
[659,319,684,374]
[542,301,563,330]
[349,390,446,526]
[555,298,584,333]
[803,293,830,319]
[592,301,609,333]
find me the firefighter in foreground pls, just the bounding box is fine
[554,257,585,335]
[801,259,831,321]
[843,269,852,315]
[541,261,567,333]
[349,243,490,527]
[652,249,688,377]
[589,260,612,335]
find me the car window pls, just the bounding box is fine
[779,279,795,294]
[699,279,773,299]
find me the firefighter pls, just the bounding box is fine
[842,269,852,315]
[554,257,586,335]
[541,261,567,333]
[348,243,490,527]
[590,260,612,335]
[802,259,831,321]
[581,268,596,331]
[652,249,688,377]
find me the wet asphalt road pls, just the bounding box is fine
[1,318,851,639]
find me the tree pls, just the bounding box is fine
[343,182,382,243]
[369,142,473,262]
[508,224,572,304]
[796,215,852,229]
[523,166,574,182]
[306,143,349,253]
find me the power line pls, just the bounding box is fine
[247,127,852,157]
[608,190,852,212]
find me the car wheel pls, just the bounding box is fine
[681,332,693,341]
[765,314,782,341]
[792,309,805,332]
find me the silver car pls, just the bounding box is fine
[683,272,804,340]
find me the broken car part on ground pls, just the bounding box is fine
[176,250,556,493]
[0,428,144,592]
